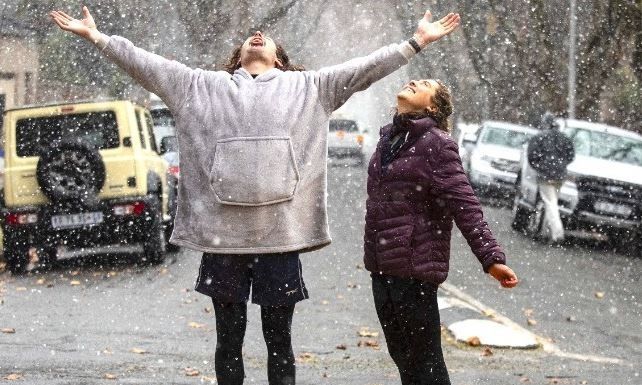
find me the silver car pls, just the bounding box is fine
[467,121,537,197]
[512,119,642,250]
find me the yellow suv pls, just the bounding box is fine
[2,100,175,273]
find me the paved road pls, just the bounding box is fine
[0,162,640,384]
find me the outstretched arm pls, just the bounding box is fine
[430,139,518,288]
[50,6,195,112]
[315,10,460,113]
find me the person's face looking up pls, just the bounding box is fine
[239,31,282,69]
[396,79,441,114]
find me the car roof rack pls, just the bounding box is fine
[3,98,140,114]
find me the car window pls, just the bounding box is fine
[145,112,159,153]
[136,110,147,150]
[568,128,642,166]
[150,108,175,127]
[16,111,119,157]
[329,119,358,132]
[479,126,532,147]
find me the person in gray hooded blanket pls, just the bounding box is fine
[50,5,460,385]
[526,112,575,242]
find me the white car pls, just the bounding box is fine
[512,119,642,249]
[467,121,537,196]
[327,118,367,164]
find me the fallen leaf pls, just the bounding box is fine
[16,287,27,292]
[188,321,206,329]
[130,347,147,354]
[357,327,379,338]
[579,381,587,385]
[336,344,347,350]
[524,308,534,317]
[482,309,496,317]
[102,348,113,355]
[4,373,23,381]
[520,377,531,383]
[336,294,344,299]
[482,347,493,356]
[321,300,330,305]
[357,339,380,349]
[70,280,81,286]
[181,288,191,293]
[70,270,80,276]
[104,373,117,380]
[201,375,216,383]
[1,328,16,334]
[566,316,576,322]
[527,319,537,326]
[36,278,46,285]
[297,352,316,363]
[203,307,212,313]
[347,283,360,289]
[184,367,200,376]
[595,292,605,299]
[466,336,481,346]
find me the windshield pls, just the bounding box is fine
[565,127,642,167]
[329,119,358,132]
[479,126,533,147]
[150,108,175,127]
[15,111,120,157]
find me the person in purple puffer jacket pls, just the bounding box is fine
[364,78,519,385]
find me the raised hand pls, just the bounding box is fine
[413,10,461,47]
[50,6,98,40]
[488,263,519,288]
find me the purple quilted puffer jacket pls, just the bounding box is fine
[364,117,506,284]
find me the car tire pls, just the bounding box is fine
[511,197,530,233]
[141,195,166,265]
[36,139,106,204]
[164,221,180,253]
[525,197,545,239]
[4,236,29,275]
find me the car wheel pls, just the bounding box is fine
[511,192,530,233]
[164,221,180,253]
[4,236,29,275]
[141,196,166,265]
[525,198,545,239]
[36,139,106,205]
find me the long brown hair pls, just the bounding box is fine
[224,43,305,74]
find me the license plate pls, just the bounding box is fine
[593,201,632,217]
[51,212,104,229]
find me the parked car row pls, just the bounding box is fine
[455,118,642,253]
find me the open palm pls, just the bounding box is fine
[50,6,96,39]
[415,11,460,45]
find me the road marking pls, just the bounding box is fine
[439,282,624,365]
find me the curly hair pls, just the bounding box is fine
[224,43,304,74]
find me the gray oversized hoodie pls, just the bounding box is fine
[96,34,416,254]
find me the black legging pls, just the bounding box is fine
[372,274,451,385]
[213,302,295,385]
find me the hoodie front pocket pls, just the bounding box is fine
[210,136,300,206]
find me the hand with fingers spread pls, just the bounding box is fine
[49,5,100,42]
[488,263,519,288]
[413,10,461,47]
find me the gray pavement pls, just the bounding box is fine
[0,162,640,384]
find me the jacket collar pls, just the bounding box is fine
[234,67,282,82]
[388,115,438,139]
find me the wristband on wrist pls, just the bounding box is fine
[408,37,422,53]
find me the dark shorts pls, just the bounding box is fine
[194,251,309,306]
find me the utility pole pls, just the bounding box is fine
[568,0,577,119]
